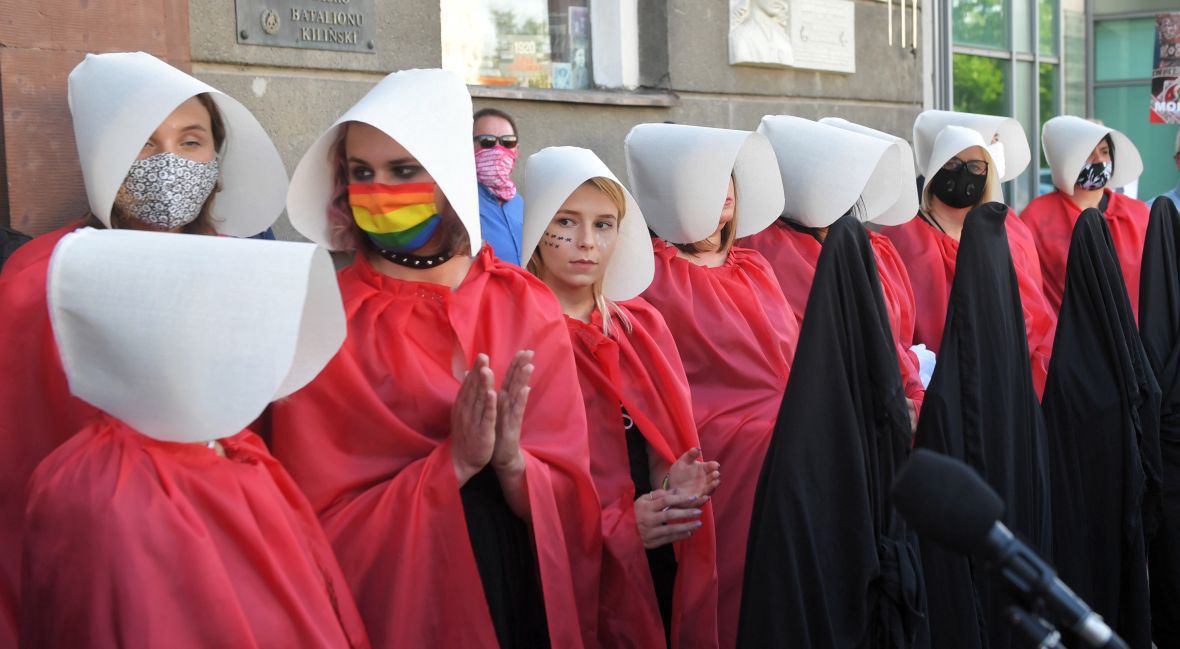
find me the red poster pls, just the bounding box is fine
[1150,12,1180,124]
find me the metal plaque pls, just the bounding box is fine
[235,0,377,54]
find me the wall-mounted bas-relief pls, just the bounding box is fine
[729,0,855,73]
[729,0,795,67]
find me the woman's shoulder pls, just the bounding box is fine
[1108,191,1150,220]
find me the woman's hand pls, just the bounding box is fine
[665,448,721,498]
[450,353,496,486]
[492,350,533,475]
[634,490,706,549]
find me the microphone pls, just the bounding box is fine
[889,449,1128,649]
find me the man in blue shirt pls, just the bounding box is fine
[1151,131,1180,209]
[473,107,525,265]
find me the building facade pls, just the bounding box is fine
[0,0,1176,237]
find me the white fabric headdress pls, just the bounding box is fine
[48,228,345,442]
[68,52,287,236]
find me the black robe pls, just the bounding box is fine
[738,214,927,649]
[1137,196,1178,648]
[911,202,1053,649]
[1044,208,1160,649]
[0,225,31,272]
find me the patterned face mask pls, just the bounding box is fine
[475,145,518,201]
[1076,160,1113,191]
[113,153,220,229]
[349,182,441,252]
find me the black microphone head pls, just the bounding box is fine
[889,449,1005,555]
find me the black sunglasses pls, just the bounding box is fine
[474,134,519,149]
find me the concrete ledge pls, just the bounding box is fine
[468,85,679,108]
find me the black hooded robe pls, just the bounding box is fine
[737,214,927,649]
[1137,196,1178,648]
[912,202,1053,649]
[1044,208,1160,649]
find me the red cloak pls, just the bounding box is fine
[1020,189,1149,318]
[567,298,719,649]
[0,221,94,647]
[739,222,927,412]
[267,248,602,648]
[639,239,797,649]
[881,211,1056,396]
[20,415,370,649]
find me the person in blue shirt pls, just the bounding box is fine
[1151,131,1180,209]
[473,107,525,265]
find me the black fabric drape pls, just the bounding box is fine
[1044,207,1160,649]
[1137,196,1178,648]
[0,226,31,273]
[738,214,927,649]
[912,202,1053,649]
[460,466,551,649]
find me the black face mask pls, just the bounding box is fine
[930,165,987,208]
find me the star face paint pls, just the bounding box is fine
[542,230,573,249]
[349,181,441,252]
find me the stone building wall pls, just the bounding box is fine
[0,0,923,237]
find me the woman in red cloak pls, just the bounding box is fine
[0,51,288,645]
[268,69,603,649]
[881,110,1056,396]
[22,229,369,648]
[1020,116,1150,317]
[740,116,928,428]
[520,146,722,648]
[624,123,795,648]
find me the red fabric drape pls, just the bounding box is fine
[640,239,797,649]
[0,221,95,647]
[1020,189,1149,318]
[568,297,719,649]
[739,223,927,412]
[882,211,1056,397]
[268,249,602,648]
[21,415,370,649]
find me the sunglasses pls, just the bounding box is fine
[474,134,519,149]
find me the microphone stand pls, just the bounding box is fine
[1007,605,1066,649]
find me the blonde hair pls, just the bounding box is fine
[528,177,633,337]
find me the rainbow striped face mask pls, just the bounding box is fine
[349,182,441,252]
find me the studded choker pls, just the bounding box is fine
[375,248,454,269]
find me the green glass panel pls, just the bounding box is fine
[1039,64,1058,132]
[1014,62,1037,209]
[1095,0,1180,14]
[1094,18,1157,82]
[1039,0,1058,56]
[1095,85,1180,201]
[952,0,1008,49]
[953,53,1009,116]
[1038,64,1058,192]
[1063,9,1086,116]
[1015,0,1033,54]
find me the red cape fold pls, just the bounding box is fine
[640,239,797,649]
[1020,189,1149,318]
[739,223,927,412]
[267,248,602,648]
[20,415,371,649]
[0,221,94,647]
[567,298,720,649]
[881,211,1056,397]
